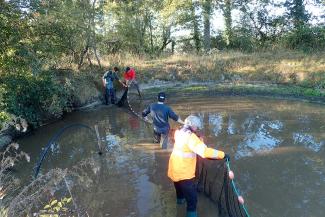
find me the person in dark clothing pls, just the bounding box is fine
[142,92,184,149]
[102,68,121,105]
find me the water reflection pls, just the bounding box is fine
[208,113,223,136]
[293,132,324,152]
[171,96,325,217]
[237,119,283,159]
[15,96,325,217]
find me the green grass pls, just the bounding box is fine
[79,50,325,104]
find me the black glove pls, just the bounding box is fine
[224,154,231,162]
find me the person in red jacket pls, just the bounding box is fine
[123,66,142,98]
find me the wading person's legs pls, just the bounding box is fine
[153,130,161,143]
[160,133,169,149]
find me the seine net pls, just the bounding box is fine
[125,86,250,217]
[196,157,250,217]
[117,82,152,124]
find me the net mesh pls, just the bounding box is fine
[123,84,250,217]
[196,157,249,217]
[31,85,250,217]
[117,82,152,124]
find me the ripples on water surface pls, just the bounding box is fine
[16,96,325,217]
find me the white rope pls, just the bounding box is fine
[125,82,152,124]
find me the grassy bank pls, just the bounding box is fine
[100,50,325,89]
[141,83,325,104]
[1,50,325,144]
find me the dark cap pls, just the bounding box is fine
[125,66,130,72]
[158,92,166,102]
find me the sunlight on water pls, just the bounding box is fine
[15,96,325,217]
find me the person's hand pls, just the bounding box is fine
[121,81,127,87]
[177,118,185,125]
[224,154,231,162]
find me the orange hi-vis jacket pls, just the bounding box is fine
[168,128,225,182]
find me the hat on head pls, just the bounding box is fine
[184,115,203,130]
[125,66,130,72]
[158,92,166,102]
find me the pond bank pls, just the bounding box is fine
[1,81,324,149]
[141,81,325,104]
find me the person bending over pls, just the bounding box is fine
[123,66,141,98]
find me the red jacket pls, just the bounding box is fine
[124,68,136,80]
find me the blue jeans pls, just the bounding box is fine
[105,88,116,104]
[153,130,169,149]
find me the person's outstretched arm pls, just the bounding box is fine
[187,133,225,160]
[142,105,151,118]
[177,118,184,125]
[168,107,184,125]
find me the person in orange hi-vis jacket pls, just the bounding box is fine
[168,115,230,217]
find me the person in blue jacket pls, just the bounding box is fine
[142,92,184,149]
[102,67,122,105]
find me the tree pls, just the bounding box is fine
[201,0,213,51]
[284,0,310,29]
[0,0,33,74]
[223,0,233,46]
[236,0,287,48]
[190,0,201,52]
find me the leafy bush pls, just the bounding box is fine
[301,71,325,89]
[1,72,72,127]
[231,29,256,52]
[0,111,10,130]
[281,26,325,51]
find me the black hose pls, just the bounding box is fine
[33,123,99,179]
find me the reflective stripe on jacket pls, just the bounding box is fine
[168,128,225,182]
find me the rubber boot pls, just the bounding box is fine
[186,211,197,217]
[176,198,186,204]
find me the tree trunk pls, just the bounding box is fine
[191,1,200,53]
[160,25,172,52]
[202,0,212,52]
[93,47,101,68]
[91,0,101,68]
[78,45,89,69]
[87,51,93,66]
[149,15,154,54]
[224,0,233,46]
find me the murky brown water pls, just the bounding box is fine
[16,95,325,217]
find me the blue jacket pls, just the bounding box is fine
[103,70,119,89]
[142,102,179,134]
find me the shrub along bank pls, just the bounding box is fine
[1,51,325,147]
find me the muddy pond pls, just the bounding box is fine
[16,95,325,217]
